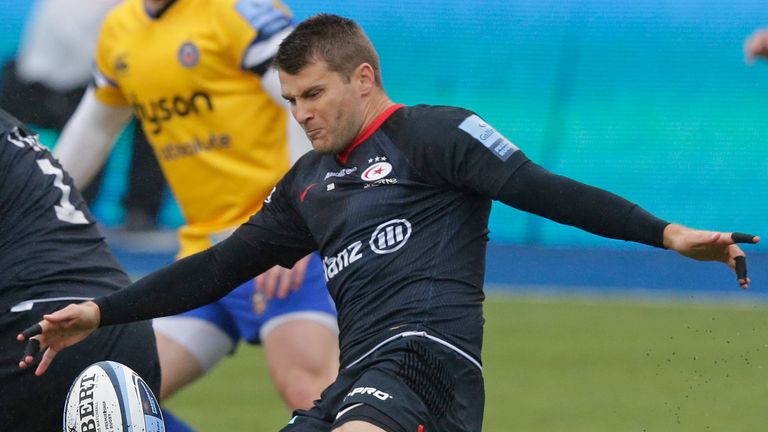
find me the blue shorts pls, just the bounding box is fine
[177,253,336,344]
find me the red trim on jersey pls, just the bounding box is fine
[337,104,405,164]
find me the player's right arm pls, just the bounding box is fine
[54,6,133,188]
[53,87,132,189]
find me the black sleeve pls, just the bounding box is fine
[495,160,670,248]
[95,170,316,326]
[96,233,290,325]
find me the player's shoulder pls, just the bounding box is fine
[386,104,476,141]
[393,104,474,128]
[99,0,144,37]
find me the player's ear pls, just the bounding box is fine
[355,63,376,95]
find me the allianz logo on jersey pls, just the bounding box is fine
[131,91,214,135]
[322,219,412,281]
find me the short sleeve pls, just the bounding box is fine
[217,0,294,75]
[91,17,129,107]
[400,106,529,198]
[233,168,316,267]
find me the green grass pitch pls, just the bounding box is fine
[165,294,768,431]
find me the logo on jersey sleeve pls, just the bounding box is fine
[178,42,200,68]
[458,114,518,162]
[114,53,129,75]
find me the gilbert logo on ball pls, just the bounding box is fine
[63,361,164,432]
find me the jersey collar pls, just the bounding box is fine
[336,104,404,165]
[144,0,178,20]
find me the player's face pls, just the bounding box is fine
[280,61,365,155]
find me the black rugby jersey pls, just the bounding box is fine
[0,109,130,311]
[237,104,528,365]
[95,103,667,367]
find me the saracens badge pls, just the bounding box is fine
[361,162,392,182]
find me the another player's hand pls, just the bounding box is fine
[16,301,101,376]
[256,254,312,300]
[662,223,760,289]
[745,28,768,64]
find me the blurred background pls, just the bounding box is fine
[2,0,765,296]
[1,1,767,430]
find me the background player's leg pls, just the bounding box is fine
[332,421,387,432]
[155,331,205,398]
[263,318,340,409]
[153,314,236,398]
[241,254,340,410]
[152,308,237,432]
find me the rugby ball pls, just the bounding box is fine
[63,361,165,432]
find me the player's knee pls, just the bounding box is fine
[277,372,323,410]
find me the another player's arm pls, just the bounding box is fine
[745,28,768,63]
[53,88,133,189]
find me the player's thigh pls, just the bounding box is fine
[262,318,340,376]
[262,318,340,408]
[153,309,237,399]
[0,302,159,431]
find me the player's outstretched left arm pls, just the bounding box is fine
[662,225,760,289]
[494,159,760,290]
[16,302,101,376]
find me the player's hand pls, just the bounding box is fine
[745,28,768,64]
[662,224,760,289]
[256,254,312,300]
[16,301,101,376]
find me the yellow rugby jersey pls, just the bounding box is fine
[93,0,293,256]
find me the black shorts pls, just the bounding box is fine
[0,300,161,432]
[281,334,485,432]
